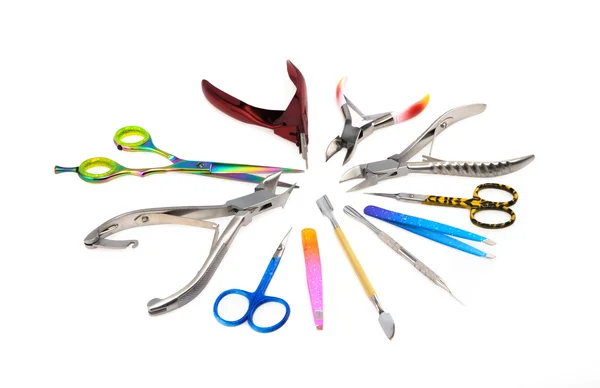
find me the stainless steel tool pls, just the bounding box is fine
[339,104,535,191]
[325,76,429,165]
[343,205,463,305]
[316,195,395,340]
[83,172,296,315]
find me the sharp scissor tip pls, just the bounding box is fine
[483,238,496,246]
[281,227,293,243]
[365,192,396,199]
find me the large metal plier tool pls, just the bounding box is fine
[83,172,295,315]
[340,104,535,192]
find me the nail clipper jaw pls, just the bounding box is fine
[325,136,343,162]
[341,159,405,192]
[226,174,296,225]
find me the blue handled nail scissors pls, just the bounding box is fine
[213,228,292,333]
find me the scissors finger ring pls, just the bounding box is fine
[213,229,292,333]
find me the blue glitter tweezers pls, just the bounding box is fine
[363,205,496,259]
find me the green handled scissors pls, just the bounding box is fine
[54,126,303,187]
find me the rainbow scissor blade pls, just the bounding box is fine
[207,162,304,174]
[301,228,323,330]
[202,172,297,188]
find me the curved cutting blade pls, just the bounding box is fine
[347,176,379,192]
[325,136,344,162]
[339,165,366,182]
[342,144,357,166]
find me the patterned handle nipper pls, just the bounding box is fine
[427,159,524,177]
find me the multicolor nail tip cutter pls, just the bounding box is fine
[339,104,535,192]
[83,172,296,315]
[325,76,430,166]
[202,60,309,168]
[301,228,323,330]
[363,205,496,259]
[54,126,303,187]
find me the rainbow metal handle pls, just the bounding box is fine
[301,228,323,330]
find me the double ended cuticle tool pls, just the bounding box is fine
[316,195,395,340]
[340,104,535,192]
[343,206,464,305]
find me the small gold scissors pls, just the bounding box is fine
[367,183,519,229]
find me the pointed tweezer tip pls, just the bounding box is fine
[450,293,466,306]
[486,253,496,259]
[484,238,496,246]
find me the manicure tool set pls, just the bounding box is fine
[54,60,536,340]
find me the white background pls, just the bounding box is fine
[1,1,599,387]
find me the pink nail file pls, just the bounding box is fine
[301,228,323,330]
